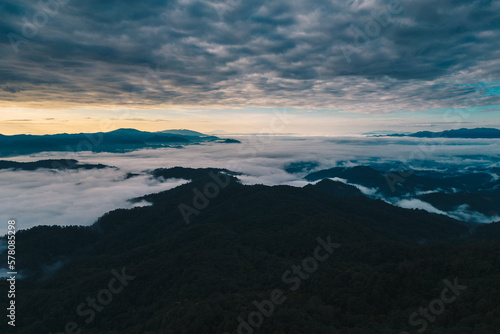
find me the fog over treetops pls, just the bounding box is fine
[1,131,499,234]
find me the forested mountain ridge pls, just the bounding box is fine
[0,159,113,171]
[306,165,500,221]
[1,168,499,333]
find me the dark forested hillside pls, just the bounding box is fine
[305,165,500,220]
[0,159,113,171]
[1,168,499,334]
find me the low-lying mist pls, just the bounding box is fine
[1,136,499,234]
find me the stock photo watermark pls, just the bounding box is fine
[178,109,296,224]
[384,75,492,192]
[224,235,340,334]
[5,219,17,327]
[213,0,242,21]
[50,62,166,178]
[49,267,135,334]
[400,277,467,334]
[8,0,72,54]
[178,171,232,224]
[341,0,404,63]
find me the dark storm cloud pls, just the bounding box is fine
[2,86,21,93]
[0,0,499,111]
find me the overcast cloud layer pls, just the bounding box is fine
[1,0,500,112]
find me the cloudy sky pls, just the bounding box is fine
[0,0,499,134]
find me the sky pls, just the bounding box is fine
[1,0,499,135]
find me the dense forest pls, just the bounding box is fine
[1,168,499,333]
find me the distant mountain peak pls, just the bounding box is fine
[158,129,210,137]
[387,127,500,139]
[0,128,238,157]
[108,128,147,134]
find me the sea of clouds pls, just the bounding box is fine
[1,136,499,234]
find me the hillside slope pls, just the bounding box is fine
[1,168,499,334]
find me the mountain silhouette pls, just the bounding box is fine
[388,127,500,138]
[0,129,238,157]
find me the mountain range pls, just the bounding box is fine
[1,167,499,333]
[0,159,113,171]
[305,165,500,222]
[0,129,240,157]
[386,127,500,138]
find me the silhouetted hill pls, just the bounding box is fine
[152,166,240,181]
[285,161,319,174]
[219,138,241,143]
[159,129,211,137]
[0,129,239,157]
[388,127,500,138]
[304,179,363,197]
[472,221,500,239]
[0,159,113,171]
[305,165,500,221]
